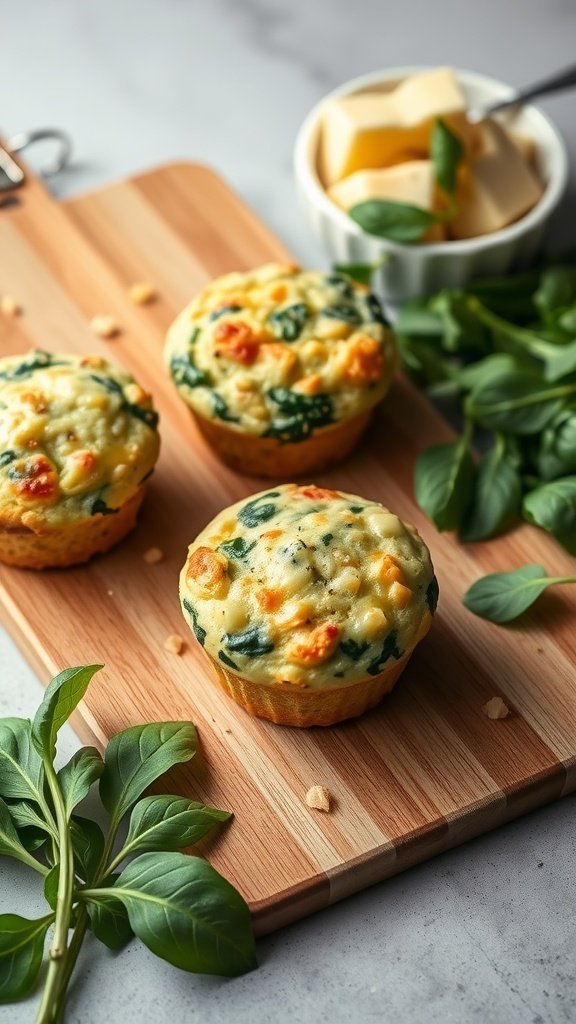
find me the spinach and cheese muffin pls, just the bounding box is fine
[180,483,438,727]
[165,263,396,477]
[0,350,160,569]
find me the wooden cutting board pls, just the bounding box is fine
[1,160,575,936]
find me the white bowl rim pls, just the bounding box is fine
[294,65,570,256]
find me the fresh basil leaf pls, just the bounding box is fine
[99,723,197,828]
[121,796,231,857]
[395,298,443,337]
[537,407,576,480]
[0,797,44,871]
[460,439,522,542]
[58,747,104,819]
[32,666,103,761]
[465,369,569,435]
[414,437,475,531]
[224,624,274,657]
[85,887,133,951]
[0,914,53,1003]
[237,492,280,528]
[70,815,105,882]
[430,117,463,196]
[109,852,256,976]
[7,802,51,853]
[218,651,240,670]
[43,864,59,912]
[350,199,443,243]
[0,719,45,804]
[523,477,576,554]
[397,335,454,386]
[462,564,553,623]
[268,303,308,341]
[542,340,576,382]
[456,354,520,391]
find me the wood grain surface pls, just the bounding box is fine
[1,161,575,935]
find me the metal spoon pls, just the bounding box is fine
[468,62,576,123]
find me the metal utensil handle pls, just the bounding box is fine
[8,128,72,177]
[488,62,576,116]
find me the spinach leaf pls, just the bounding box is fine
[238,492,280,528]
[325,272,355,297]
[0,914,54,1002]
[523,477,576,554]
[537,407,576,480]
[366,631,402,676]
[32,666,102,762]
[264,388,334,443]
[462,564,559,623]
[209,304,242,321]
[0,451,17,470]
[170,355,209,389]
[0,351,63,382]
[224,624,274,657]
[534,266,576,322]
[217,537,256,560]
[58,748,104,819]
[350,199,447,243]
[100,722,197,830]
[465,369,573,435]
[460,437,522,542]
[182,599,207,645]
[321,304,361,324]
[218,651,240,670]
[106,852,256,976]
[430,291,487,353]
[414,435,475,531]
[339,639,369,661]
[430,117,463,196]
[321,532,333,546]
[426,577,439,615]
[212,393,239,423]
[268,303,308,341]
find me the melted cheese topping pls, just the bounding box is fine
[0,351,160,530]
[165,263,396,438]
[180,484,437,690]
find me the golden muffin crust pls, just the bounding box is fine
[0,351,160,532]
[180,484,437,691]
[165,263,396,438]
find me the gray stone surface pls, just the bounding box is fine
[1,1,576,1021]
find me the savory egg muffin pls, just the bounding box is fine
[165,263,396,476]
[180,483,437,726]
[0,350,160,568]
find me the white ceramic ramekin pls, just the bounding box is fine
[294,67,569,305]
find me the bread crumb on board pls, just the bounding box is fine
[305,785,332,812]
[129,281,157,305]
[164,634,185,655]
[143,546,164,564]
[90,315,121,339]
[483,696,510,720]
[1,295,22,316]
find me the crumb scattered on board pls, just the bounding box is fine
[1,295,22,316]
[305,786,332,812]
[483,696,510,720]
[143,546,164,564]
[90,315,121,339]
[129,281,157,305]
[164,634,185,655]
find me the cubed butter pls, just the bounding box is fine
[450,118,542,240]
[329,162,445,241]
[320,67,469,185]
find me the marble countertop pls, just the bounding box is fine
[2,1,576,1021]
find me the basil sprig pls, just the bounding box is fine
[463,564,576,623]
[0,666,256,1018]
[349,117,463,243]
[398,255,576,552]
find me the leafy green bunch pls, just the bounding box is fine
[348,117,463,243]
[0,666,256,1022]
[395,259,576,551]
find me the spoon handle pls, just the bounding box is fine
[486,62,576,117]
